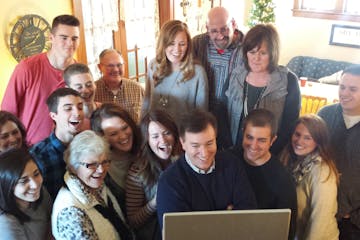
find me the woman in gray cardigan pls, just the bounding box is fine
[224,24,300,155]
[142,20,208,126]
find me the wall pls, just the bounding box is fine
[0,0,73,102]
[271,0,360,65]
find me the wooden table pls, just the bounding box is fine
[299,81,339,104]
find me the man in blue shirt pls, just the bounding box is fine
[157,109,256,229]
[30,88,84,199]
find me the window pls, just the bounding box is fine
[293,0,360,21]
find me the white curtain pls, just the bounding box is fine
[81,0,119,80]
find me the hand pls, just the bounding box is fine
[226,204,234,210]
[149,195,157,209]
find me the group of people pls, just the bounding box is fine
[0,5,358,240]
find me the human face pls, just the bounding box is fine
[98,51,125,85]
[50,95,84,137]
[165,31,188,70]
[68,73,96,103]
[339,73,360,115]
[207,17,234,50]
[291,123,317,157]
[50,24,80,59]
[148,121,175,160]
[180,124,217,172]
[0,121,22,152]
[101,117,133,153]
[14,160,43,209]
[247,42,270,74]
[76,153,109,189]
[242,124,275,166]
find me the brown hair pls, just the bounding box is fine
[51,14,80,34]
[280,114,339,184]
[0,111,27,149]
[179,109,217,138]
[242,24,279,72]
[242,109,278,138]
[137,110,182,189]
[91,103,141,155]
[63,63,93,86]
[153,20,195,85]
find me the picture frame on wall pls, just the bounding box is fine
[329,24,360,48]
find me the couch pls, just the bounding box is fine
[286,56,354,82]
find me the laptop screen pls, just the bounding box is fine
[163,209,291,240]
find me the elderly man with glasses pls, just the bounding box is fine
[95,49,144,123]
[192,6,244,149]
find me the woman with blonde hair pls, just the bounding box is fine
[280,114,339,240]
[142,20,208,126]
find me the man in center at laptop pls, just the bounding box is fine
[156,109,256,229]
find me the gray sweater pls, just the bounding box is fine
[143,61,208,126]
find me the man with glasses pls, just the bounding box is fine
[95,49,144,123]
[30,88,84,200]
[192,7,243,148]
[2,15,81,146]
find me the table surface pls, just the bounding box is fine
[299,81,339,104]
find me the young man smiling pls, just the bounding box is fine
[156,109,256,229]
[238,109,297,240]
[318,64,360,240]
[30,88,84,199]
[2,15,81,145]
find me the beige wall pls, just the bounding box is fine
[0,0,73,102]
[1,0,359,102]
[268,0,360,65]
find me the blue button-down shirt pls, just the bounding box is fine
[30,132,66,200]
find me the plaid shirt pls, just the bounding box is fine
[94,78,144,123]
[30,132,66,200]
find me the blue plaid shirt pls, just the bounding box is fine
[30,132,66,200]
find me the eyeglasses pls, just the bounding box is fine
[208,26,230,36]
[79,159,112,170]
[101,63,124,69]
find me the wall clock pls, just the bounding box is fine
[9,14,51,62]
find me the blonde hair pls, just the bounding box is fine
[153,20,195,85]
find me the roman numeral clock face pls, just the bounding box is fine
[10,14,51,62]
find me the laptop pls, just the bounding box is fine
[163,209,291,240]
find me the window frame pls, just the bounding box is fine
[292,0,360,22]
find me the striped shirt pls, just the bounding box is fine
[126,162,156,228]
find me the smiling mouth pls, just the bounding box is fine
[69,120,81,127]
[294,145,305,150]
[159,145,172,152]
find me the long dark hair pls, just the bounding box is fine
[280,114,339,184]
[0,111,28,150]
[137,110,182,189]
[0,148,43,223]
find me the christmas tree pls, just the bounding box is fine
[247,0,276,27]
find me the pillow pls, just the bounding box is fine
[318,70,342,85]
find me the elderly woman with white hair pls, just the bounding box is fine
[51,130,133,240]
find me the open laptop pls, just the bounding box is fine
[163,209,291,240]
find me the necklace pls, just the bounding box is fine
[158,71,182,108]
[243,81,267,117]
